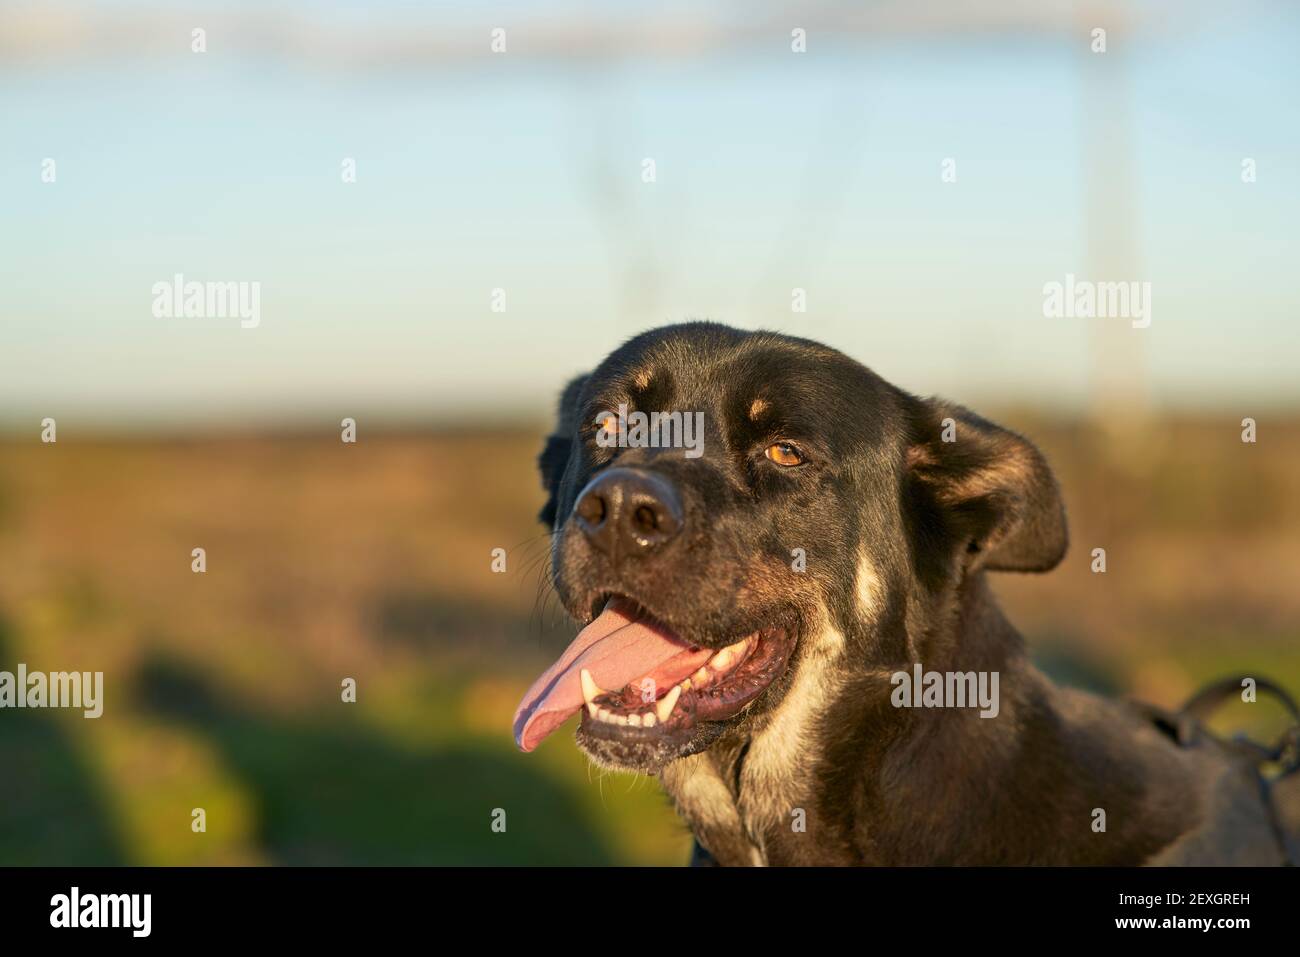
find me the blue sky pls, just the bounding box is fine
[2,1,1297,427]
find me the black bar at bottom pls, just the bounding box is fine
[0,866,1287,943]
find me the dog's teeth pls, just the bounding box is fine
[711,648,733,670]
[580,668,603,705]
[642,712,656,728]
[656,685,682,723]
[681,679,692,691]
[614,714,628,726]
[598,708,614,723]
[692,667,709,685]
[627,713,642,727]
[586,702,599,718]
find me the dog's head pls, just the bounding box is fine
[513,322,1066,772]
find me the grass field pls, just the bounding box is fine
[1,416,1297,864]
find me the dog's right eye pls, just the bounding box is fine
[764,442,805,467]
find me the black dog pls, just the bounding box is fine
[513,322,1298,865]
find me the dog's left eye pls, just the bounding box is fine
[764,442,805,467]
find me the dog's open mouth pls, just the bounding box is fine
[513,596,796,752]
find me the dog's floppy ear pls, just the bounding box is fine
[537,373,590,527]
[904,398,1067,574]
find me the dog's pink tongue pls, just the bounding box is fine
[513,602,711,752]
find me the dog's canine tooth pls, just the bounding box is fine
[580,668,603,705]
[656,685,682,723]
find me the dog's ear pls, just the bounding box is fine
[904,398,1067,574]
[537,373,590,527]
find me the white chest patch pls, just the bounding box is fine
[736,621,847,848]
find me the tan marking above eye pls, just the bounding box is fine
[764,442,804,467]
[749,398,769,420]
[595,413,618,434]
[633,371,651,390]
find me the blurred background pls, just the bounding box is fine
[1,0,1297,865]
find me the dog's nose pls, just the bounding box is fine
[573,468,683,557]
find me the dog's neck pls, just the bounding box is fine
[659,574,1196,865]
